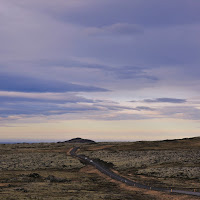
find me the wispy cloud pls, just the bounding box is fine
[86,23,143,36]
[143,98,187,103]
[0,93,134,118]
[0,0,200,139]
[0,94,95,104]
[160,106,200,120]
[135,106,155,111]
[0,73,108,93]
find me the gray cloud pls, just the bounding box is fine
[160,106,200,120]
[86,23,143,36]
[0,94,94,104]
[0,73,108,93]
[0,93,134,118]
[0,101,101,117]
[36,0,200,28]
[68,63,158,81]
[135,106,155,111]
[108,66,158,80]
[143,98,187,103]
[94,103,134,111]
[0,0,200,128]
[1,0,200,67]
[104,23,143,35]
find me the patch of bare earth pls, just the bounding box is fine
[0,183,10,187]
[66,148,73,156]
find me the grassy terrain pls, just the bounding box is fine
[81,137,200,191]
[0,137,200,199]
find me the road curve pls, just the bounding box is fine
[70,147,200,197]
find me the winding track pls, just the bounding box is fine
[70,147,200,197]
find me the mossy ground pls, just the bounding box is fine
[0,137,200,199]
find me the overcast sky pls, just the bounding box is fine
[0,0,200,141]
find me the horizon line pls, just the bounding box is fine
[0,136,199,144]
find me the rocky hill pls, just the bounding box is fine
[63,137,96,144]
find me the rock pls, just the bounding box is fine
[46,175,68,182]
[28,173,41,178]
[15,187,28,192]
[60,137,96,144]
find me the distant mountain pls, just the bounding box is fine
[63,137,96,144]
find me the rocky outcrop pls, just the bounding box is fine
[63,137,96,144]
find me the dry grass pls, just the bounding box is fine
[0,137,200,199]
[80,137,200,193]
[0,142,157,199]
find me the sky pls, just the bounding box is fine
[0,0,200,142]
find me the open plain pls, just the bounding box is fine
[0,137,200,199]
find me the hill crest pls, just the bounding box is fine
[63,137,96,144]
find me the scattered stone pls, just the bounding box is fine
[45,175,68,183]
[15,187,28,192]
[28,173,41,178]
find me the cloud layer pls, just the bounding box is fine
[0,1,200,140]
[143,98,187,104]
[0,73,108,93]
